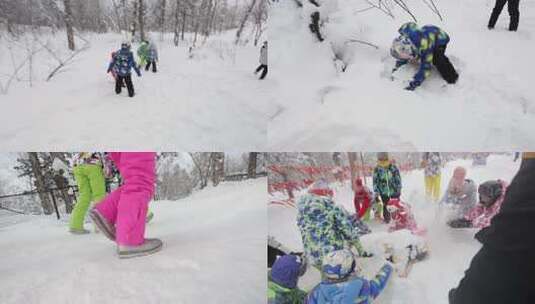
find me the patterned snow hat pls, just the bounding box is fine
[390,35,417,61]
[308,178,334,198]
[478,180,503,207]
[271,254,304,289]
[322,249,356,280]
[377,152,389,161]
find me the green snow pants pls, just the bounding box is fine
[70,164,106,230]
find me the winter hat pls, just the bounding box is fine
[308,178,334,198]
[271,254,303,289]
[322,249,356,280]
[390,35,417,61]
[449,167,467,194]
[478,180,503,207]
[121,41,131,49]
[355,177,363,187]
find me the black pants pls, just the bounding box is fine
[115,75,134,97]
[380,195,391,224]
[449,246,533,304]
[488,0,520,31]
[433,45,459,84]
[145,60,157,73]
[256,64,268,80]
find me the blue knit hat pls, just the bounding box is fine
[271,254,302,289]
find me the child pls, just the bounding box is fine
[488,0,520,31]
[306,249,393,304]
[448,180,507,229]
[297,179,368,269]
[373,152,402,223]
[255,41,268,80]
[138,40,159,73]
[441,167,478,220]
[69,153,106,234]
[390,22,458,90]
[268,254,308,304]
[107,42,141,97]
[90,152,162,258]
[386,198,425,235]
[353,177,373,220]
[422,152,442,202]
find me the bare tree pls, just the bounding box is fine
[28,153,53,214]
[235,0,257,44]
[63,0,75,50]
[248,152,258,179]
[138,0,146,41]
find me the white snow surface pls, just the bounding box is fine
[0,178,267,304]
[0,31,273,151]
[268,154,520,304]
[269,0,535,151]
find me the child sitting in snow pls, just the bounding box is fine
[385,198,425,235]
[390,22,458,90]
[448,180,507,229]
[268,254,308,304]
[306,249,393,304]
[441,167,478,221]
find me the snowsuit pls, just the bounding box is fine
[464,180,507,229]
[296,193,365,268]
[488,0,520,31]
[441,178,478,219]
[449,157,535,304]
[395,23,458,89]
[353,184,373,220]
[256,44,268,80]
[93,152,156,246]
[268,279,307,304]
[373,160,402,223]
[422,152,442,202]
[387,199,420,234]
[70,153,106,230]
[306,264,393,304]
[107,47,141,97]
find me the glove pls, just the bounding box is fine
[107,68,112,74]
[405,81,420,91]
[137,71,142,77]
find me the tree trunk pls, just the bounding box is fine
[63,0,75,50]
[173,0,180,46]
[347,152,358,192]
[211,152,225,186]
[28,153,53,214]
[181,7,187,40]
[160,0,167,41]
[248,152,258,179]
[235,0,257,44]
[138,0,146,41]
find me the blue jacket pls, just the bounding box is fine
[395,23,450,88]
[108,48,141,77]
[306,264,393,304]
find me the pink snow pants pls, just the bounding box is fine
[94,152,156,246]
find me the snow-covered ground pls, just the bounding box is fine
[268,154,520,303]
[0,178,266,304]
[269,0,535,151]
[0,31,273,151]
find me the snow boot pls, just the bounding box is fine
[89,208,116,241]
[117,238,163,259]
[69,227,90,235]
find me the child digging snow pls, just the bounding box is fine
[297,179,371,270]
[107,42,141,97]
[268,254,308,304]
[390,22,459,90]
[448,180,507,229]
[306,249,393,304]
[89,152,162,259]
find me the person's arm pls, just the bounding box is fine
[407,47,433,90]
[130,54,141,76]
[392,166,402,198]
[373,168,380,195]
[368,264,394,299]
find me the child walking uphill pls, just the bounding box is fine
[255,41,268,80]
[138,40,159,73]
[90,152,162,259]
[107,42,141,97]
[69,153,106,234]
[390,22,459,90]
[306,249,393,304]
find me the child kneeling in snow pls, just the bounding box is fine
[268,254,308,304]
[385,198,425,235]
[306,249,393,304]
[448,180,507,229]
[441,167,478,220]
[353,178,374,220]
[390,22,458,90]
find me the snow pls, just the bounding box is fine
[268,0,535,151]
[0,31,273,151]
[0,178,267,304]
[268,154,520,303]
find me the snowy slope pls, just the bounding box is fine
[0,31,274,151]
[268,154,519,303]
[268,0,535,151]
[0,178,266,304]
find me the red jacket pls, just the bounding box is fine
[387,198,422,234]
[354,187,372,219]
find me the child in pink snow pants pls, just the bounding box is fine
[91,152,162,258]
